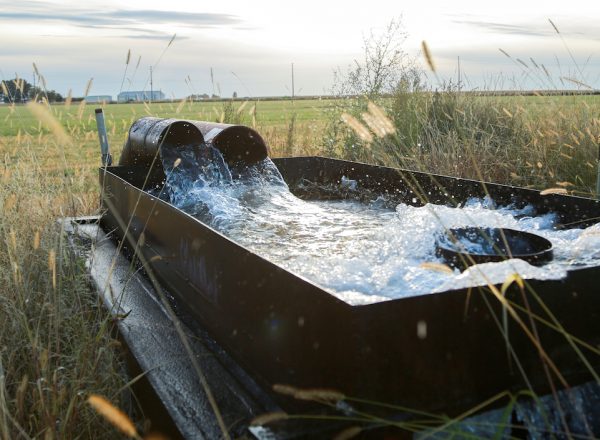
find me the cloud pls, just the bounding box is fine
[107,10,240,27]
[450,19,552,38]
[448,15,600,40]
[119,34,190,41]
[0,1,243,36]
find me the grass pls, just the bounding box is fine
[0,125,135,438]
[0,98,334,136]
[0,90,599,438]
[322,91,600,196]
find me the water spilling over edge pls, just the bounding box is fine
[152,146,600,306]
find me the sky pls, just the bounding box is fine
[0,0,599,98]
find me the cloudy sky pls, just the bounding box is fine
[0,0,598,98]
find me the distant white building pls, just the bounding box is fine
[117,90,165,102]
[85,95,112,103]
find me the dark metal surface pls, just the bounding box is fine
[61,216,281,439]
[436,227,554,269]
[99,156,600,417]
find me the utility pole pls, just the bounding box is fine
[291,62,295,100]
[149,66,153,103]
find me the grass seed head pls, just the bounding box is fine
[87,394,138,438]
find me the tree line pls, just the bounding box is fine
[1,78,63,103]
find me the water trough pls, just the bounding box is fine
[94,115,600,437]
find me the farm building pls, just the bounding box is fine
[117,90,165,102]
[84,95,112,103]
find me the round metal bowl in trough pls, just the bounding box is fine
[436,227,553,269]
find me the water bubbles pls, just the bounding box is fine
[417,320,427,339]
[157,147,600,306]
[340,176,358,191]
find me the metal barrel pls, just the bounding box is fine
[119,118,269,168]
[119,117,204,167]
[190,121,269,165]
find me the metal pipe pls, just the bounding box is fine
[119,117,205,168]
[95,108,112,166]
[119,117,269,171]
[191,121,269,164]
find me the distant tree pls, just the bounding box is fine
[0,78,63,103]
[29,86,64,102]
[323,18,424,160]
[1,78,31,103]
[47,89,63,102]
[331,18,422,98]
[232,91,238,98]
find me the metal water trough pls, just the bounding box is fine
[99,118,600,430]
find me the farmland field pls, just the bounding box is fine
[0,98,333,137]
[1,93,599,175]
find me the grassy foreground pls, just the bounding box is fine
[0,127,131,438]
[0,92,599,438]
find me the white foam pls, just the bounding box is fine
[158,149,600,305]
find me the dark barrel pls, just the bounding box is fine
[119,117,269,169]
[191,121,269,165]
[119,118,204,167]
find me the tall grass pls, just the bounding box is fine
[320,89,599,196]
[0,119,136,438]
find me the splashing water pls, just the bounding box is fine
[156,146,600,306]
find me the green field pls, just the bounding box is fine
[1,94,598,182]
[0,98,333,136]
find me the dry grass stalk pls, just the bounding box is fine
[250,411,289,426]
[421,41,436,73]
[26,103,72,146]
[273,383,345,403]
[48,249,56,290]
[420,262,454,274]
[333,426,363,440]
[341,113,373,143]
[367,102,395,134]
[272,383,300,397]
[293,388,345,403]
[540,187,568,195]
[33,231,40,250]
[65,89,73,109]
[87,394,138,438]
[175,97,187,114]
[361,112,387,138]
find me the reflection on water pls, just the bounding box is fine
[156,146,600,305]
